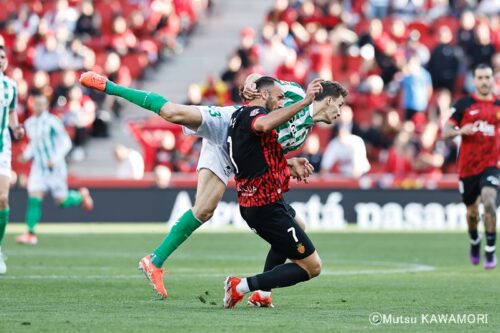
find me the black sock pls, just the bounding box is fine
[485,232,496,260]
[261,248,287,291]
[469,230,479,243]
[247,263,310,292]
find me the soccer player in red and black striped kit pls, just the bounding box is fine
[223,76,347,307]
[443,64,499,269]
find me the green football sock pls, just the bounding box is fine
[151,209,202,267]
[105,81,168,114]
[59,190,83,208]
[26,198,42,234]
[0,208,9,246]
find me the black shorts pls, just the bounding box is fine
[459,167,499,206]
[240,200,315,260]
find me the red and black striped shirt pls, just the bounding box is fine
[449,95,499,178]
[227,106,290,207]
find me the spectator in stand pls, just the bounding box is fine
[51,69,78,109]
[307,28,333,81]
[267,0,297,25]
[426,0,450,22]
[74,0,100,38]
[400,56,433,121]
[464,22,495,93]
[183,83,203,105]
[275,49,307,86]
[154,165,172,189]
[402,30,430,66]
[220,53,243,103]
[428,26,462,93]
[384,130,415,176]
[63,86,96,161]
[392,0,425,20]
[456,11,476,57]
[365,0,390,19]
[298,0,323,27]
[30,70,53,101]
[155,131,177,170]
[237,27,258,69]
[115,144,145,180]
[43,0,78,34]
[413,122,444,176]
[320,107,370,178]
[299,133,322,173]
[259,33,290,76]
[33,33,65,72]
[109,15,138,56]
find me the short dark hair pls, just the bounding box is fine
[314,81,348,101]
[473,63,493,76]
[255,76,277,90]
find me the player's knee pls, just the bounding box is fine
[161,104,181,123]
[0,193,8,208]
[306,258,322,278]
[309,258,321,279]
[192,206,214,223]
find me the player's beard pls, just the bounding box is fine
[478,85,492,97]
[265,97,275,111]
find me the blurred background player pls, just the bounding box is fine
[442,64,499,269]
[79,71,345,303]
[16,92,93,245]
[0,45,24,274]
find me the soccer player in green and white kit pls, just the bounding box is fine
[16,92,94,245]
[0,45,25,275]
[80,71,346,304]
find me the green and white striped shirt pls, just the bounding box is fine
[0,73,17,153]
[276,80,314,154]
[23,111,72,173]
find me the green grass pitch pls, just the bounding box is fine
[1,231,499,332]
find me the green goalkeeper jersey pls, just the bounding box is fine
[276,80,314,154]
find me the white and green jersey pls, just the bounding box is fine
[23,111,72,174]
[0,73,17,154]
[276,80,314,154]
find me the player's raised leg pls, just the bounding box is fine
[0,174,11,274]
[79,72,202,130]
[481,185,497,269]
[139,168,226,298]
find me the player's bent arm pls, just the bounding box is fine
[442,121,474,139]
[253,99,311,133]
[8,109,24,140]
[441,121,460,139]
[159,103,203,131]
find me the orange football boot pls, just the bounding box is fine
[138,254,168,298]
[79,71,108,92]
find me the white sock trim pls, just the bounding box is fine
[470,237,481,245]
[485,245,496,252]
[236,278,250,294]
[257,290,272,297]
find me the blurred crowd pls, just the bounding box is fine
[0,0,211,177]
[2,0,498,183]
[181,0,498,182]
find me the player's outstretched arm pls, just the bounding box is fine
[79,72,202,129]
[253,79,323,133]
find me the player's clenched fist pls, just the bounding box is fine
[304,78,324,103]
